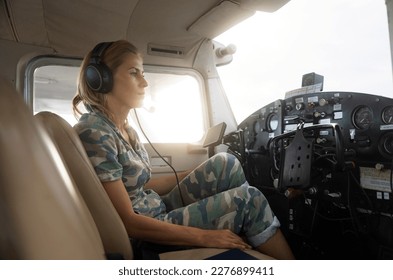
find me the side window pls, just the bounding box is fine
[131,71,205,143]
[29,59,206,143]
[33,65,81,124]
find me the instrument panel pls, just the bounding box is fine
[237,91,393,166]
[226,91,393,192]
[226,91,393,259]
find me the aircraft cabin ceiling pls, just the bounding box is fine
[0,0,290,66]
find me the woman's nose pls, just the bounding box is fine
[141,77,148,87]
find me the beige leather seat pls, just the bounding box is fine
[35,111,133,260]
[35,111,273,260]
[0,77,105,260]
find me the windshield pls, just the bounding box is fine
[216,0,393,123]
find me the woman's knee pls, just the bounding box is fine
[210,152,239,165]
[237,186,271,213]
[212,153,244,177]
[210,152,231,165]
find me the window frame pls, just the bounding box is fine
[24,55,82,110]
[25,56,209,144]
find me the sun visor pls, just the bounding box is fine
[187,1,255,39]
[240,0,291,13]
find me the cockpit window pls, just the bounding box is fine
[34,65,80,124]
[216,0,393,123]
[31,63,205,143]
[129,71,205,143]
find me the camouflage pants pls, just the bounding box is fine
[160,153,280,247]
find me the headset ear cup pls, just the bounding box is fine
[85,63,113,93]
[85,41,114,93]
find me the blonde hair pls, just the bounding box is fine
[72,40,141,119]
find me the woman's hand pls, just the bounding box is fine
[199,229,252,250]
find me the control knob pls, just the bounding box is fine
[295,103,305,111]
[319,98,329,106]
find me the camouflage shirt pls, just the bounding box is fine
[74,110,166,218]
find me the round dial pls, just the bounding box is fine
[267,113,279,132]
[383,134,393,155]
[352,106,373,129]
[382,106,393,124]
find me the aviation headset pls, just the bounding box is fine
[85,41,114,93]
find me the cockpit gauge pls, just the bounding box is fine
[382,105,393,124]
[352,105,373,129]
[267,113,279,132]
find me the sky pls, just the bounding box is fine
[215,0,393,123]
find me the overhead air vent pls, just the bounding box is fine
[147,44,185,58]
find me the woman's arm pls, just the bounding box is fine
[102,179,251,250]
[144,170,190,196]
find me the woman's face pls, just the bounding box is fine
[109,52,148,110]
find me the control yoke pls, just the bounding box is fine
[269,123,344,192]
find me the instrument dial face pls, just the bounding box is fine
[352,105,373,129]
[382,106,393,124]
[383,134,393,155]
[267,113,279,132]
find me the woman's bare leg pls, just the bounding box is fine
[256,229,295,259]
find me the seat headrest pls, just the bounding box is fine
[0,77,105,259]
[35,111,133,260]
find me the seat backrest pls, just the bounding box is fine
[0,77,106,260]
[35,111,133,260]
